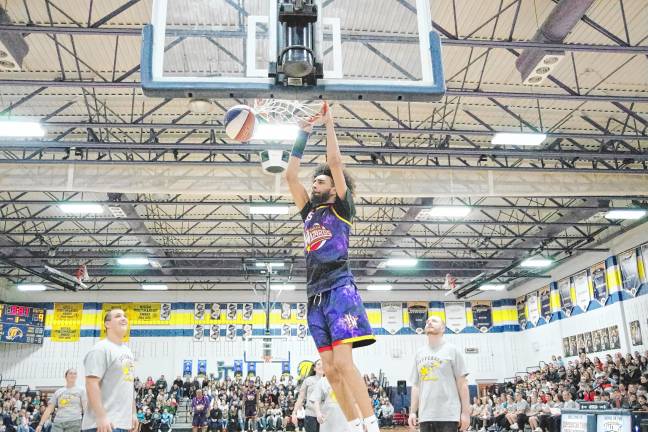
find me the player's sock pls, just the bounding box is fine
[348,418,364,432]
[364,414,380,432]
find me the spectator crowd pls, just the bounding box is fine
[468,350,648,432]
[3,349,646,432]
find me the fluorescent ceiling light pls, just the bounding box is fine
[59,203,104,214]
[270,284,296,291]
[249,205,290,215]
[141,284,168,291]
[382,258,418,268]
[366,284,393,291]
[117,256,150,266]
[17,283,47,291]
[492,132,546,146]
[520,257,553,268]
[479,284,506,291]
[604,209,646,220]
[255,262,285,268]
[419,206,471,219]
[252,123,299,142]
[0,120,46,137]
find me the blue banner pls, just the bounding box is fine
[234,360,243,376]
[183,360,192,377]
[197,360,207,376]
[282,362,290,375]
[247,362,256,376]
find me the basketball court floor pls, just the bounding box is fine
[0,0,647,430]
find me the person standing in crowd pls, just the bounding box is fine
[291,361,323,432]
[192,389,210,432]
[82,308,137,432]
[408,316,470,432]
[36,369,86,432]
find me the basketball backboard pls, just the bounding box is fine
[141,0,445,101]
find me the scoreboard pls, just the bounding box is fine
[0,304,46,344]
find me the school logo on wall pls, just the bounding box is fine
[6,326,23,341]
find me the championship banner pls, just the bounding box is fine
[573,271,591,312]
[444,302,467,333]
[226,303,238,320]
[197,360,207,377]
[281,323,291,337]
[407,302,428,334]
[630,320,642,346]
[193,303,207,321]
[209,325,220,341]
[296,303,307,320]
[381,302,403,335]
[193,324,205,341]
[539,286,551,320]
[526,292,540,325]
[558,278,573,316]
[297,323,307,339]
[131,303,169,325]
[160,303,172,321]
[242,303,254,321]
[516,296,527,328]
[51,303,83,342]
[183,360,192,377]
[619,249,640,295]
[225,324,236,340]
[100,303,130,341]
[470,301,492,333]
[590,262,608,304]
[242,324,253,341]
[209,303,222,321]
[608,325,621,349]
[280,303,292,320]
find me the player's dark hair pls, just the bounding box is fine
[312,163,354,194]
[103,308,123,329]
[64,368,76,377]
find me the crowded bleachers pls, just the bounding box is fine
[468,350,648,432]
[3,349,647,432]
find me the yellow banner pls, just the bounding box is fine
[130,303,169,325]
[53,303,83,321]
[99,303,131,341]
[51,303,83,342]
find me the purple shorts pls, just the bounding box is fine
[307,282,375,352]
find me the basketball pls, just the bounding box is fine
[224,105,256,142]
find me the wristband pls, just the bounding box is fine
[291,130,309,159]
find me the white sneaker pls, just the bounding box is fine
[535,428,542,432]
[511,425,519,430]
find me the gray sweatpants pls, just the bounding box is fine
[52,419,82,432]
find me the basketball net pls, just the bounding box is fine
[253,99,326,126]
[442,273,456,291]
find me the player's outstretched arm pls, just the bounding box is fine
[285,126,310,210]
[322,103,347,199]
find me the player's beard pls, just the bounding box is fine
[310,190,331,205]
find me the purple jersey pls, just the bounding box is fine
[300,191,355,298]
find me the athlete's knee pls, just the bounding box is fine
[323,362,341,381]
[333,354,355,376]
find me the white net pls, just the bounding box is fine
[252,99,326,125]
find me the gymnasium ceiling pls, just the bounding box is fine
[0,0,647,296]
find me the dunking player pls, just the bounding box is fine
[285,102,380,432]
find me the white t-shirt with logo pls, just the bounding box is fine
[410,341,468,422]
[50,386,86,423]
[82,339,135,430]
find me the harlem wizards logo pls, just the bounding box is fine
[6,326,23,341]
[304,223,333,252]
